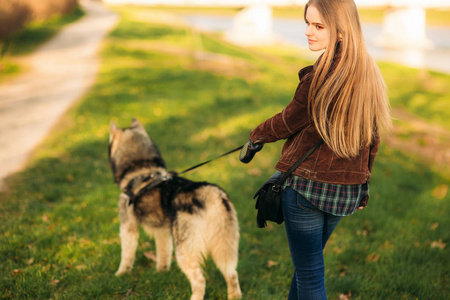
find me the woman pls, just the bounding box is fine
[248,0,392,299]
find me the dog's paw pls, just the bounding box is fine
[228,290,242,300]
[115,268,131,276]
[144,251,157,262]
[156,264,170,272]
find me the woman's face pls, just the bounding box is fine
[305,5,329,51]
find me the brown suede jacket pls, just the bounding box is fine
[249,59,380,186]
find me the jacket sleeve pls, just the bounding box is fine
[249,72,313,144]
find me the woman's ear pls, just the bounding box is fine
[338,32,343,41]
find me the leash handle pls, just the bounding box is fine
[239,140,263,163]
[180,145,244,174]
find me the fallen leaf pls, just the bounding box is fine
[13,269,23,275]
[76,265,87,271]
[430,239,446,250]
[144,251,157,262]
[28,258,34,265]
[339,265,347,277]
[339,291,352,299]
[265,222,274,230]
[51,278,60,286]
[248,168,262,176]
[380,240,394,250]
[366,253,380,262]
[78,238,91,246]
[430,222,439,231]
[432,184,448,199]
[333,247,342,254]
[267,260,278,268]
[102,238,120,245]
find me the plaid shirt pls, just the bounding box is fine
[283,175,369,216]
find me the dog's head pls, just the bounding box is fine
[109,118,166,184]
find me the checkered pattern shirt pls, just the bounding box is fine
[283,175,369,216]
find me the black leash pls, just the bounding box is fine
[179,145,244,174]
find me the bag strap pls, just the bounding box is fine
[278,139,324,184]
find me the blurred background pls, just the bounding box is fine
[0,0,449,299]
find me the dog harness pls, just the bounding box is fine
[123,172,174,206]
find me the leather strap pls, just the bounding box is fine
[278,139,324,185]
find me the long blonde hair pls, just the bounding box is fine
[305,0,392,158]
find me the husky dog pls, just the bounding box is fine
[109,118,241,300]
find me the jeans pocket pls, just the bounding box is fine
[296,193,318,212]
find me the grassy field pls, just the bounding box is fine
[0,6,449,300]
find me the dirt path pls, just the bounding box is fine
[0,0,118,190]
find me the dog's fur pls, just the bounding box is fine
[109,118,241,300]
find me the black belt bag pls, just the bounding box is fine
[253,139,324,228]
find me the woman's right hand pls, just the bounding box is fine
[239,140,263,163]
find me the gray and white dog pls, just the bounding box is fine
[109,118,241,300]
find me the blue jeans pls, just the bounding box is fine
[282,187,342,300]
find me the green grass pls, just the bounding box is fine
[380,62,450,131]
[1,6,449,299]
[0,6,84,82]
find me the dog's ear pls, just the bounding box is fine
[110,121,119,142]
[131,118,145,131]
